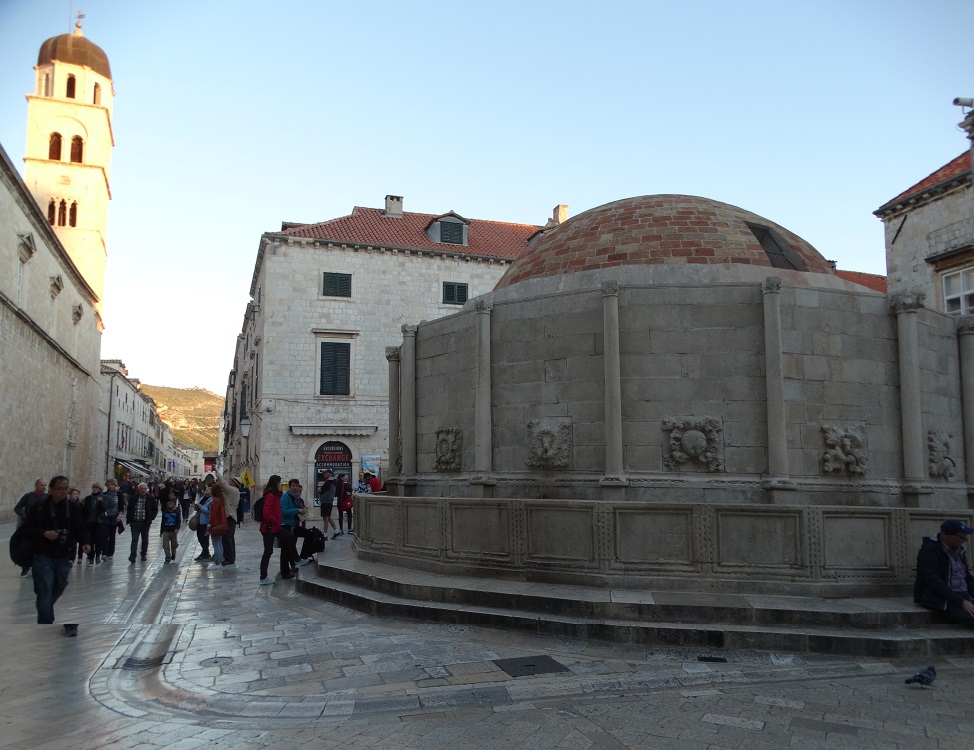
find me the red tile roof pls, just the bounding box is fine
[835,270,887,293]
[877,152,970,214]
[277,206,539,260]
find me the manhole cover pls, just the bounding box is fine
[493,655,570,677]
[200,656,234,667]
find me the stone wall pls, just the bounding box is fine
[0,146,101,518]
[354,494,972,596]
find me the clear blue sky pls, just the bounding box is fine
[1,0,971,393]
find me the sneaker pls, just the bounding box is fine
[296,558,312,567]
[164,558,171,563]
[63,624,78,637]
[129,556,136,564]
[281,572,294,580]
[259,577,274,585]
[20,566,30,577]
[207,564,222,570]
[193,554,211,562]
[331,532,341,540]
[105,555,113,560]
[140,556,147,562]
[95,555,101,564]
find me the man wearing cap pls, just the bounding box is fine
[914,519,974,624]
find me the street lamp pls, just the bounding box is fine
[239,415,251,438]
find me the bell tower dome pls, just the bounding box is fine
[24,13,114,311]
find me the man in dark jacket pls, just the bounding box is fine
[914,519,974,624]
[126,482,158,563]
[25,475,89,634]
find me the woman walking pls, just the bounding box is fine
[207,484,229,570]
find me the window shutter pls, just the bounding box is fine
[440,221,464,244]
[323,272,352,297]
[320,342,351,395]
[442,282,468,305]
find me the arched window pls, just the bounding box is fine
[69,202,78,227]
[66,74,76,99]
[93,82,101,105]
[70,136,83,163]
[40,73,51,96]
[47,200,56,226]
[57,200,67,227]
[48,132,62,160]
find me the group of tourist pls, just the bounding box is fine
[14,468,377,633]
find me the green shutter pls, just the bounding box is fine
[442,282,468,305]
[440,221,463,244]
[320,342,351,395]
[323,272,352,297]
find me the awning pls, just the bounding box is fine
[115,459,153,477]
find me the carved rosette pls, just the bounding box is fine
[762,276,782,294]
[526,418,572,469]
[661,416,723,472]
[928,429,956,480]
[434,427,463,472]
[821,424,868,476]
[601,280,620,297]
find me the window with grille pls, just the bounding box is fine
[322,272,352,297]
[442,281,468,305]
[320,341,351,395]
[944,268,974,315]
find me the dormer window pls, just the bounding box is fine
[426,212,469,246]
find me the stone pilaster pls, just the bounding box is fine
[400,325,417,479]
[470,301,495,497]
[762,277,792,494]
[891,291,927,504]
[957,316,974,498]
[600,281,626,499]
[385,346,401,487]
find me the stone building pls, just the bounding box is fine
[875,109,974,309]
[362,194,973,597]
[99,360,192,480]
[222,195,545,504]
[0,140,102,516]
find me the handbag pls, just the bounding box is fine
[187,511,200,531]
[210,523,228,536]
[339,496,353,513]
[116,520,125,534]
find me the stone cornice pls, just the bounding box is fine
[290,424,377,437]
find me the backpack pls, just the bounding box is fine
[252,495,264,523]
[9,525,33,568]
[300,526,326,559]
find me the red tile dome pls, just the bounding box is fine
[496,195,835,290]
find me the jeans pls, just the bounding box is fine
[196,526,210,557]
[222,518,237,564]
[260,530,298,579]
[129,521,150,560]
[945,594,974,625]
[32,554,71,624]
[212,535,224,565]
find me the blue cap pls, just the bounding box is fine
[941,519,974,535]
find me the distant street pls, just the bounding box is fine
[1,520,972,750]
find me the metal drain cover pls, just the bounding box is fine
[200,656,234,667]
[493,655,569,677]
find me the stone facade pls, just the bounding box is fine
[222,198,540,502]
[0,141,102,519]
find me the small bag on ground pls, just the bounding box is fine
[300,526,326,559]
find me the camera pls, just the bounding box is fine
[55,528,69,546]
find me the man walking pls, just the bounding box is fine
[14,478,48,575]
[126,482,158,563]
[24,475,88,634]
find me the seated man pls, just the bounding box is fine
[915,519,974,624]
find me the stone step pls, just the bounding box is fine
[296,564,973,659]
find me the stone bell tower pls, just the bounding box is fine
[24,13,114,310]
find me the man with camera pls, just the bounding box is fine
[24,475,89,635]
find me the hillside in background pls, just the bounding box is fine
[141,385,224,452]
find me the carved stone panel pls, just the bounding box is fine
[821,424,868,476]
[526,418,572,469]
[661,416,723,472]
[928,429,956,480]
[434,427,463,472]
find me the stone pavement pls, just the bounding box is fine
[2,520,973,749]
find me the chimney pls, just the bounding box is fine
[384,195,403,218]
[552,204,568,225]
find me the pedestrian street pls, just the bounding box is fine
[2,519,974,750]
